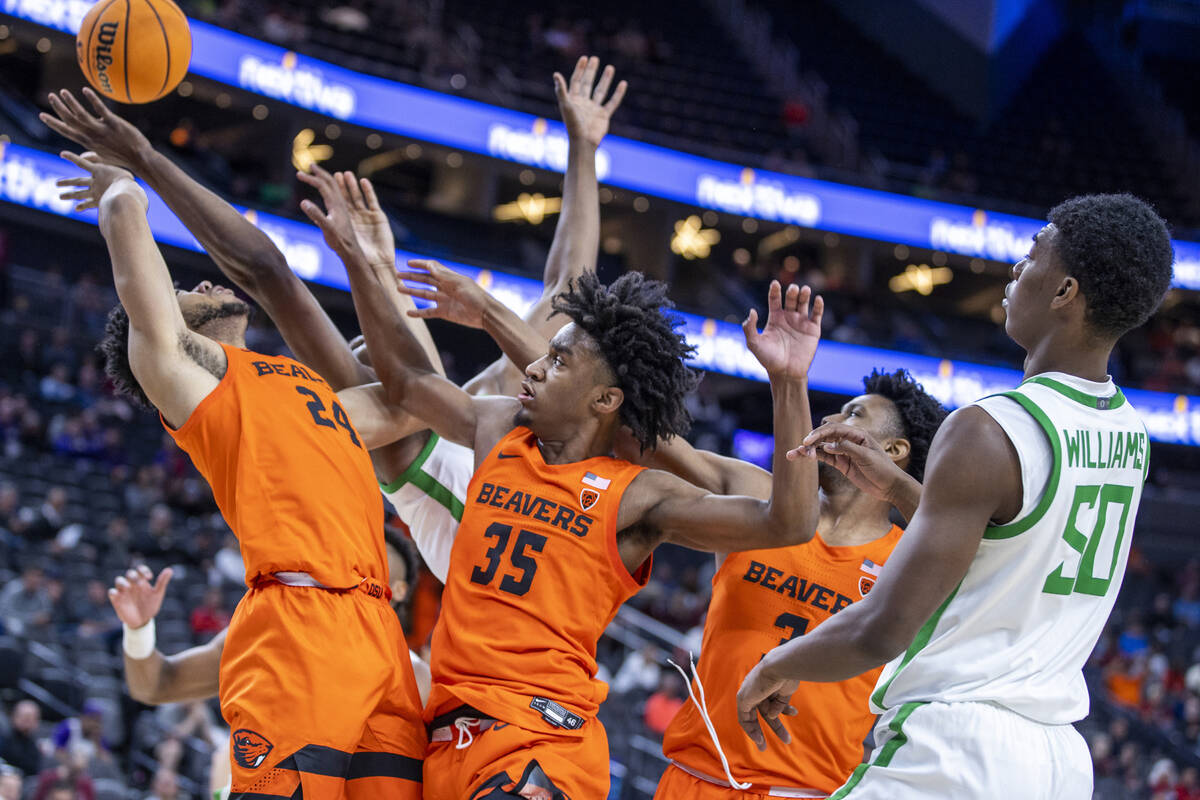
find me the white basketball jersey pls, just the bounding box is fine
[870,373,1150,724]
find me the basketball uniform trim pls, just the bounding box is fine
[828,701,926,799]
[869,585,959,710]
[982,392,1061,540]
[160,341,237,434]
[380,432,465,523]
[1025,376,1126,410]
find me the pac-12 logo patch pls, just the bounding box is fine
[232,729,273,769]
[859,576,875,597]
[580,488,600,511]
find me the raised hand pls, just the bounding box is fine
[553,55,627,148]
[790,422,907,503]
[395,259,491,328]
[743,281,823,379]
[57,151,146,213]
[298,165,362,257]
[336,171,396,269]
[736,659,800,751]
[107,565,173,629]
[40,88,153,172]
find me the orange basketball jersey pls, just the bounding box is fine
[663,526,904,794]
[166,343,386,588]
[426,426,648,734]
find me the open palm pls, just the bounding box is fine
[743,281,823,379]
[553,56,627,147]
[395,259,489,328]
[107,565,173,629]
[336,171,396,268]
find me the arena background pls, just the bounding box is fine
[1,0,1200,797]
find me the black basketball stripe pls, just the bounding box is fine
[122,0,131,102]
[142,0,170,99]
[83,0,118,91]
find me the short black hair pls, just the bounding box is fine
[552,271,702,451]
[863,369,948,482]
[1047,194,1174,338]
[97,304,151,408]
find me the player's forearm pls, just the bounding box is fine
[765,376,818,542]
[481,298,548,374]
[100,194,185,344]
[544,137,600,290]
[888,474,923,523]
[137,149,293,298]
[343,248,428,401]
[123,650,171,704]
[759,602,895,683]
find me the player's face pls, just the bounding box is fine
[818,393,903,487]
[517,323,612,434]
[176,280,251,334]
[1003,225,1063,348]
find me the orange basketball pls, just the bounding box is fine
[75,0,192,104]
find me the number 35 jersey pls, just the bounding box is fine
[871,373,1149,724]
[165,343,385,589]
[425,426,648,735]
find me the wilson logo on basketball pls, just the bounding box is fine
[232,729,273,769]
[580,488,599,511]
[93,21,119,93]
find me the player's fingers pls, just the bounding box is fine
[767,279,782,312]
[59,189,91,202]
[405,307,443,319]
[553,72,568,101]
[737,708,767,751]
[581,55,599,93]
[114,576,130,590]
[295,170,320,188]
[81,87,112,119]
[59,89,98,126]
[153,567,174,594]
[741,307,759,340]
[603,79,628,113]
[568,55,587,93]
[39,111,77,140]
[406,258,447,275]
[811,293,824,328]
[782,704,799,716]
[359,177,380,211]
[795,284,810,316]
[592,64,614,102]
[59,150,95,171]
[396,286,437,301]
[56,176,90,187]
[764,712,792,745]
[137,564,153,580]
[395,269,437,285]
[804,422,866,447]
[299,199,331,229]
[75,200,98,212]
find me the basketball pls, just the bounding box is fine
[75,0,192,104]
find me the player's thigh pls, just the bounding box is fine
[424,721,610,800]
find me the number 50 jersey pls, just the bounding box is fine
[870,374,1149,724]
[425,426,648,735]
[165,343,386,589]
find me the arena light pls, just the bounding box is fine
[291,129,333,172]
[493,193,562,225]
[889,264,953,295]
[671,215,720,260]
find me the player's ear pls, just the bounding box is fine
[593,385,624,415]
[885,436,911,468]
[1050,275,1079,310]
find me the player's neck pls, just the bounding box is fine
[1022,329,1113,384]
[199,323,246,349]
[817,487,893,547]
[535,422,616,465]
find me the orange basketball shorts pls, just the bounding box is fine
[654,763,826,799]
[220,579,426,799]
[422,716,610,800]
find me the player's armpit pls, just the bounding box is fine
[129,326,224,430]
[337,383,427,451]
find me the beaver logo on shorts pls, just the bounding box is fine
[232,729,273,769]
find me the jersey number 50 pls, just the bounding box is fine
[470,522,548,597]
[1043,483,1133,597]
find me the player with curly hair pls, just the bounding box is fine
[302,156,827,799]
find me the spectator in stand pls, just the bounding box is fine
[0,565,53,636]
[124,466,165,514]
[70,580,120,640]
[642,671,686,737]
[0,765,21,800]
[189,587,229,640]
[610,644,662,696]
[32,754,93,800]
[134,505,189,570]
[144,768,179,800]
[1105,653,1147,709]
[1,700,44,777]
[212,533,243,586]
[39,782,78,800]
[1121,620,1152,658]
[1179,766,1200,800]
[52,701,110,769]
[39,365,76,405]
[40,329,76,375]
[20,487,70,542]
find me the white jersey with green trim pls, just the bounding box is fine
[869,372,1149,724]
[380,432,474,583]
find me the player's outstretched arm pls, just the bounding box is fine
[735,406,1021,750]
[58,152,221,427]
[793,422,923,521]
[466,56,626,395]
[397,260,549,374]
[108,566,224,705]
[300,166,516,451]
[617,282,820,558]
[41,88,369,392]
[627,432,771,499]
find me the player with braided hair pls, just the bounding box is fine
[301,152,827,799]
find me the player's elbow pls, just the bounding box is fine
[856,616,912,665]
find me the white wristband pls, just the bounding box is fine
[122,619,156,660]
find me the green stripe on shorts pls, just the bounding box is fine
[829,701,926,799]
